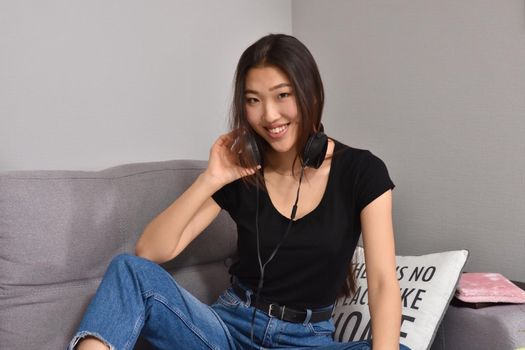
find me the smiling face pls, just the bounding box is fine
[244,65,300,162]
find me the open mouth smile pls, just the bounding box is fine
[265,123,290,138]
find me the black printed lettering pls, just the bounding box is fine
[409,266,436,282]
[354,263,367,279]
[400,314,416,338]
[400,288,416,307]
[422,266,436,281]
[347,286,362,305]
[409,267,424,281]
[359,288,368,305]
[337,311,362,342]
[397,266,408,280]
[359,318,372,341]
[411,289,426,310]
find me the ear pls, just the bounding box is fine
[312,122,324,133]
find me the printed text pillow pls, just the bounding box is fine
[332,246,469,350]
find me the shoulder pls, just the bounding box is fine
[211,178,243,210]
[331,138,386,173]
[332,140,395,213]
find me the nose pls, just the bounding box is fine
[262,101,280,124]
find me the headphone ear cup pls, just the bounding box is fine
[302,132,328,169]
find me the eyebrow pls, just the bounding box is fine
[244,83,292,95]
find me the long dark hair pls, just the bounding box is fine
[230,33,356,298]
[230,34,323,171]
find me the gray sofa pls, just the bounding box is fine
[0,159,237,349]
[1,159,523,350]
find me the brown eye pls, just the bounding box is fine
[278,92,291,99]
[245,97,258,104]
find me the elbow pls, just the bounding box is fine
[134,229,147,257]
[134,245,164,263]
[134,222,180,263]
[134,231,158,262]
[134,238,174,264]
[134,240,151,260]
[134,242,146,258]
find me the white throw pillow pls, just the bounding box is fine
[332,246,469,350]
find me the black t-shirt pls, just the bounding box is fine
[212,139,395,309]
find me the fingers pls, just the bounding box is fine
[237,165,261,178]
[223,132,236,142]
[215,134,229,147]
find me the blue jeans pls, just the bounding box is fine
[68,254,410,350]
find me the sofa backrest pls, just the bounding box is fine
[0,159,236,350]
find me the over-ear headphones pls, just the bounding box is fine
[244,124,328,170]
[302,129,329,169]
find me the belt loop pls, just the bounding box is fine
[280,305,286,320]
[232,276,252,307]
[244,289,252,307]
[303,308,312,325]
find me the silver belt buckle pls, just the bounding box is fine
[268,304,286,319]
[268,303,276,317]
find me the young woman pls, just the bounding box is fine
[69,34,410,350]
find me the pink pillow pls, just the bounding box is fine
[455,272,525,304]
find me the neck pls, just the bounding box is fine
[264,147,302,175]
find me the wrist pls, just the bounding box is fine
[198,170,226,192]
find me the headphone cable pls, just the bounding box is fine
[249,165,306,350]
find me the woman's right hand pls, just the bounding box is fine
[203,132,260,187]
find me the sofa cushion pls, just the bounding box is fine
[332,246,469,350]
[430,302,525,350]
[0,159,237,350]
[0,160,236,289]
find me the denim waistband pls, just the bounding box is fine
[230,277,334,323]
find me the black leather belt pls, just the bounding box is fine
[232,283,333,323]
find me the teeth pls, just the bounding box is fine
[268,125,287,134]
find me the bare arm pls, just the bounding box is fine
[360,189,401,350]
[135,133,259,264]
[135,174,222,263]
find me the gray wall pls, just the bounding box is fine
[293,0,525,281]
[1,1,523,281]
[0,0,291,171]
